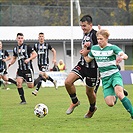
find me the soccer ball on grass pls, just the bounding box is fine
[34,103,48,118]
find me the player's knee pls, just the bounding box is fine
[106,101,114,107]
[28,85,34,88]
[65,78,71,87]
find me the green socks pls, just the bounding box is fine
[121,97,133,117]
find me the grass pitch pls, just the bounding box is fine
[0,84,133,133]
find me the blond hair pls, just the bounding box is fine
[96,29,110,39]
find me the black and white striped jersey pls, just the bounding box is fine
[13,43,34,70]
[34,43,52,66]
[79,29,98,68]
[0,49,9,71]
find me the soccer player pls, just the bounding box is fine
[81,29,133,119]
[32,32,58,96]
[0,41,17,89]
[8,33,38,104]
[65,15,100,118]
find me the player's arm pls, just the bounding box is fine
[2,55,11,62]
[116,52,128,64]
[84,56,93,63]
[25,50,37,64]
[2,50,11,62]
[8,56,17,67]
[80,41,91,56]
[80,48,93,63]
[80,49,92,63]
[51,48,56,64]
[29,50,37,60]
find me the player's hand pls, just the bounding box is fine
[2,59,6,62]
[116,56,123,64]
[80,48,90,56]
[24,58,30,64]
[84,42,91,48]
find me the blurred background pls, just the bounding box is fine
[0,0,133,26]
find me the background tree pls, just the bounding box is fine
[0,0,133,26]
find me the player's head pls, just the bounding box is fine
[80,15,92,24]
[96,29,110,47]
[96,29,110,39]
[80,15,93,34]
[16,33,24,45]
[38,32,45,44]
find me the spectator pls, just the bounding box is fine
[58,59,66,72]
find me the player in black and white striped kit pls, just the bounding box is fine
[65,15,100,118]
[0,41,17,89]
[32,32,57,96]
[8,33,42,104]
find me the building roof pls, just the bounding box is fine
[0,26,133,40]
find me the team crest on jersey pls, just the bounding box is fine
[18,49,25,53]
[22,49,25,52]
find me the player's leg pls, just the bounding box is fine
[117,64,128,96]
[65,72,80,115]
[0,75,6,89]
[17,77,26,104]
[42,65,58,89]
[8,78,17,85]
[2,73,17,86]
[115,85,133,119]
[84,68,99,118]
[102,77,117,106]
[32,71,46,96]
[84,77,97,118]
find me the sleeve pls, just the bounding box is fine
[5,50,10,57]
[34,43,37,52]
[88,50,94,59]
[27,45,34,53]
[13,48,18,57]
[48,44,52,50]
[113,45,124,55]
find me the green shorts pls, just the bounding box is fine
[102,72,123,98]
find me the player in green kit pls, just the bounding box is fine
[80,29,133,119]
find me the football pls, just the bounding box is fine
[34,103,48,118]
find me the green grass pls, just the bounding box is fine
[0,84,133,133]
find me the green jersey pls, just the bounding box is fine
[88,43,124,78]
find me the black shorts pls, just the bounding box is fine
[72,63,99,87]
[38,65,49,72]
[17,69,34,83]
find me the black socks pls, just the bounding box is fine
[17,88,26,102]
[89,102,96,112]
[36,80,42,91]
[47,76,54,82]
[8,78,17,86]
[70,93,78,104]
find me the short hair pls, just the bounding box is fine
[17,33,24,36]
[39,32,44,35]
[80,15,92,24]
[96,29,110,39]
